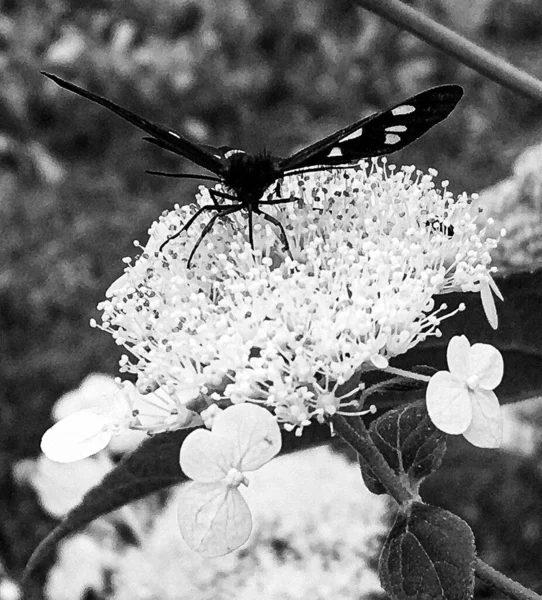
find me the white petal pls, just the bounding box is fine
[30,455,112,517]
[426,371,472,434]
[489,275,504,301]
[178,482,252,557]
[40,410,112,463]
[53,374,119,421]
[446,335,471,379]
[469,343,504,390]
[179,429,236,483]
[462,389,502,448]
[212,404,282,471]
[480,279,498,330]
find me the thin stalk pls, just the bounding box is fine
[352,0,542,101]
[475,559,542,600]
[332,413,413,505]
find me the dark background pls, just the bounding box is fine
[2,0,542,596]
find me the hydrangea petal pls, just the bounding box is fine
[212,404,282,471]
[480,279,498,330]
[53,374,119,421]
[30,455,112,517]
[40,410,112,463]
[462,389,502,448]
[178,481,252,557]
[426,371,472,434]
[446,335,471,379]
[469,343,504,390]
[179,429,236,483]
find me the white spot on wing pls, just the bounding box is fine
[328,147,343,157]
[391,104,415,116]
[341,128,363,142]
[385,125,407,133]
[168,131,181,139]
[224,149,246,159]
[385,134,401,145]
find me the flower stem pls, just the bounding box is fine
[352,0,542,101]
[332,413,413,505]
[475,559,542,600]
[384,366,430,382]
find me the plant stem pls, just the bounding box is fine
[333,414,542,600]
[332,413,413,505]
[475,559,542,600]
[384,366,430,382]
[352,0,542,101]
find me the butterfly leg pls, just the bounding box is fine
[160,203,238,252]
[209,188,236,208]
[254,208,292,255]
[186,206,242,268]
[247,206,254,249]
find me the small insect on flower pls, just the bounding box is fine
[42,72,463,266]
[178,403,282,557]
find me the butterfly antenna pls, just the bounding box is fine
[285,164,360,177]
[146,171,222,183]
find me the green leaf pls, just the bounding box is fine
[379,502,475,600]
[24,421,332,580]
[360,401,446,495]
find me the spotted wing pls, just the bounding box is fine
[279,85,463,173]
[42,72,226,176]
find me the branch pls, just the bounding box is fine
[332,414,413,505]
[475,559,542,600]
[352,0,542,102]
[333,415,542,600]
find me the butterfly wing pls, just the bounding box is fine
[279,85,463,172]
[178,482,252,557]
[42,72,225,175]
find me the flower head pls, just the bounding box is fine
[426,335,504,447]
[178,403,281,556]
[93,160,501,434]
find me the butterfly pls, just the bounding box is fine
[42,73,463,266]
[178,402,282,557]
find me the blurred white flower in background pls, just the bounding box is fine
[110,446,387,600]
[14,453,112,518]
[44,535,118,600]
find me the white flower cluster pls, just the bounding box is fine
[90,159,501,436]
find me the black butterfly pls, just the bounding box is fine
[43,72,463,266]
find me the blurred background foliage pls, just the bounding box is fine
[2,0,542,595]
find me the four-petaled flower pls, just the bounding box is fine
[178,402,282,556]
[426,335,504,448]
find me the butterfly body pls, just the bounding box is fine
[42,72,463,265]
[218,148,283,206]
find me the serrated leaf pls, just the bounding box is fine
[24,420,332,580]
[360,400,446,495]
[379,502,475,600]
